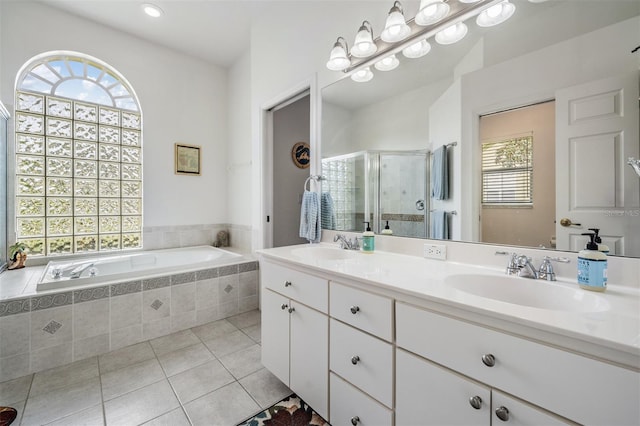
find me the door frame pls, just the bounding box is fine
[257,75,318,251]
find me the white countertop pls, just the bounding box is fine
[258,243,640,369]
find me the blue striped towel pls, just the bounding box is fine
[431,145,449,200]
[299,190,321,242]
[321,192,336,230]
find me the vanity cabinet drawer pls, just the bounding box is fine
[330,281,393,341]
[260,260,328,313]
[396,302,640,426]
[330,373,393,426]
[330,319,393,408]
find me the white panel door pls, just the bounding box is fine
[261,289,290,386]
[555,73,639,255]
[290,301,328,420]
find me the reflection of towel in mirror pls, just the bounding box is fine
[321,192,336,230]
[430,209,449,240]
[300,190,321,242]
[431,145,449,200]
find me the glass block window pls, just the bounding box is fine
[482,136,533,205]
[15,53,142,256]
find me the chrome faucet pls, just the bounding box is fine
[334,234,360,250]
[69,262,95,279]
[496,252,570,281]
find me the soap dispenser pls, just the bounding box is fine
[362,221,375,253]
[588,228,610,254]
[381,220,393,235]
[577,232,607,292]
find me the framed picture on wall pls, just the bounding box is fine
[175,143,201,175]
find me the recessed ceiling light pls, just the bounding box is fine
[142,3,163,18]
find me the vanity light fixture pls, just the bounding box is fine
[326,37,351,71]
[351,67,374,82]
[352,21,378,58]
[381,1,411,43]
[141,3,163,18]
[415,0,450,26]
[402,39,432,59]
[476,0,516,27]
[435,22,468,45]
[374,54,400,71]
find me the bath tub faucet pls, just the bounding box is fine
[70,262,95,279]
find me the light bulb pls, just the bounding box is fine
[435,22,468,45]
[141,3,163,18]
[374,55,399,71]
[476,0,515,27]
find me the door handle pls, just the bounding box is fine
[559,218,581,227]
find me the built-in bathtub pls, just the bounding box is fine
[38,245,242,291]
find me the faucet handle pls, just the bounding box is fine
[538,256,570,281]
[495,251,520,275]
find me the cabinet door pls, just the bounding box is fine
[261,289,291,385]
[396,349,490,426]
[492,391,573,426]
[330,373,393,426]
[290,301,329,421]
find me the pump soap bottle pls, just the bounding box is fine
[362,222,375,253]
[381,221,393,235]
[577,232,607,292]
[588,228,610,254]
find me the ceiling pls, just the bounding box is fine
[37,0,265,67]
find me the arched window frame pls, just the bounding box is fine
[13,51,143,257]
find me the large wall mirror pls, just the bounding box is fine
[321,0,640,258]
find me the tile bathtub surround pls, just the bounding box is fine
[0,311,290,426]
[0,260,259,382]
[142,223,231,251]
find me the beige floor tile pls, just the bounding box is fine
[191,319,238,341]
[30,356,99,397]
[104,379,179,426]
[21,377,102,426]
[0,374,32,405]
[241,324,261,343]
[239,368,291,409]
[184,382,260,426]
[169,359,235,404]
[226,310,260,329]
[219,344,263,380]
[157,342,214,377]
[142,407,191,426]
[101,358,165,401]
[45,403,104,426]
[203,330,254,358]
[149,329,200,356]
[99,341,155,374]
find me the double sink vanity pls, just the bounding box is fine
[258,242,639,426]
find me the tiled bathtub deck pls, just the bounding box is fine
[0,310,291,426]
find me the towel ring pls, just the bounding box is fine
[304,175,324,191]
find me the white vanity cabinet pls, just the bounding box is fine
[396,302,640,426]
[260,261,329,420]
[329,281,394,425]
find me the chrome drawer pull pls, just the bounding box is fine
[280,304,288,310]
[288,307,295,313]
[495,406,510,421]
[481,353,496,367]
[351,355,360,365]
[284,281,292,287]
[469,396,482,410]
[350,416,360,425]
[350,305,360,314]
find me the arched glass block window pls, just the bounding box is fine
[14,52,142,256]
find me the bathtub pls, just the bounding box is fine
[37,245,243,291]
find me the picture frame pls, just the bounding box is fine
[291,142,310,169]
[175,143,201,175]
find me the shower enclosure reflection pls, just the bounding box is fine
[322,150,428,238]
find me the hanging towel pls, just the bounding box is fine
[430,209,449,240]
[321,192,337,230]
[431,145,449,200]
[299,190,321,242]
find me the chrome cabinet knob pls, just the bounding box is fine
[288,307,295,313]
[350,306,360,314]
[495,406,510,421]
[469,396,483,410]
[351,355,360,365]
[482,353,496,367]
[280,304,288,310]
[284,281,292,287]
[350,416,360,425]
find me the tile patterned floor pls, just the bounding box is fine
[0,310,292,426]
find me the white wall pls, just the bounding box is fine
[0,2,228,239]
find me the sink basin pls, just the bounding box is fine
[445,274,610,312]
[291,246,359,261]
